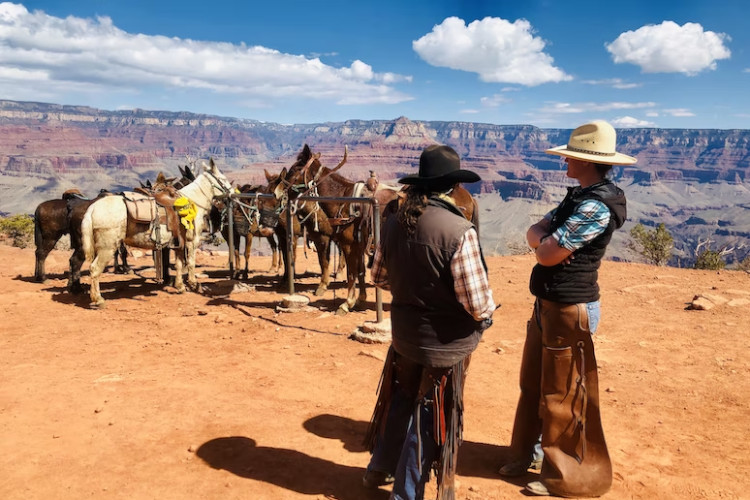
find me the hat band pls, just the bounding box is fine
[567,145,616,157]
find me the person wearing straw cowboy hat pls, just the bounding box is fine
[363,144,496,500]
[498,120,635,497]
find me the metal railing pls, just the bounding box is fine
[222,192,383,323]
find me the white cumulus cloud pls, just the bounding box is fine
[0,2,412,106]
[606,21,731,74]
[581,78,641,89]
[412,16,571,86]
[480,94,510,107]
[662,108,695,117]
[611,116,656,128]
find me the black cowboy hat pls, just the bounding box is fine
[399,145,481,188]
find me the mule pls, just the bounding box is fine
[33,190,130,287]
[81,159,233,307]
[209,183,281,279]
[259,145,399,314]
[380,183,479,232]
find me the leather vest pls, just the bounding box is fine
[384,198,484,367]
[529,181,627,304]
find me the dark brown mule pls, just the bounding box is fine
[209,183,281,279]
[259,145,397,314]
[381,183,479,232]
[34,190,129,289]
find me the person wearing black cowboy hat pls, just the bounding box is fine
[498,120,634,497]
[362,144,496,500]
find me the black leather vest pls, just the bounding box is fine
[384,197,484,367]
[529,181,627,304]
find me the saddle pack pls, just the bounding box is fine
[122,190,194,249]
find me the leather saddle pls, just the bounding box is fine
[122,186,186,249]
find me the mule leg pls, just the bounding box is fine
[184,241,200,292]
[173,247,186,293]
[115,242,132,274]
[336,242,357,315]
[355,241,368,308]
[243,234,252,279]
[34,236,59,282]
[68,246,85,294]
[335,245,346,280]
[160,247,172,286]
[313,237,332,296]
[89,244,117,308]
[231,232,241,280]
[268,236,280,273]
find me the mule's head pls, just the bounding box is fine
[202,158,234,198]
[255,168,287,231]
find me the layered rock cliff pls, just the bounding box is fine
[1,100,748,264]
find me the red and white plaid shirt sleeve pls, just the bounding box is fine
[370,242,390,290]
[451,228,496,321]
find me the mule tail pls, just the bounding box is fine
[81,207,95,262]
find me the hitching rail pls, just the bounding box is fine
[220,192,383,323]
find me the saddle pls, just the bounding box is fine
[122,186,187,249]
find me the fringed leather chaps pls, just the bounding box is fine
[538,299,612,498]
[364,347,469,500]
[507,303,544,463]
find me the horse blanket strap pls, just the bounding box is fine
[328,217,357,227]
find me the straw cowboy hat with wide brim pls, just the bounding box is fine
[399,144,481,188]
[545,120,637,165]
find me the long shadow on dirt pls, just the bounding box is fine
[302,413,518,482]
[197,436,389,500]
[47,278,164,308]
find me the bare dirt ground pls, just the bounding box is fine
[1,242,749,500]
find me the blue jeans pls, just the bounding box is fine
[368,387,439,500]
[390,402,439,500]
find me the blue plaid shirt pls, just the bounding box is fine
[545,200,611,251]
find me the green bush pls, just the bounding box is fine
[694,249,726,270]
[0,214,35,248]
[737,256,750,273]
[627,223,673,266]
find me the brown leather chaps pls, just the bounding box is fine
[508,299,611,497]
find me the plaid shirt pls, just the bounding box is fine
[545,200,611,251]
[371,227,495,321]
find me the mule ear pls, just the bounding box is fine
[279,167,288,181]
[209,158,217,172]
[178,165,186,177]
[264,169,275,182]
[273,181,286,200]
[146,180,153,188]
[299,144,312,162]
[156,172,166,183]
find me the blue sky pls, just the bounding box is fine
[1,0,748,129]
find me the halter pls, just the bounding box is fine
[190,169,232,211]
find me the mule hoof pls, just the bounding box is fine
[314,286,327,297]
[335,304,350,316]
[90,300,106,309]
